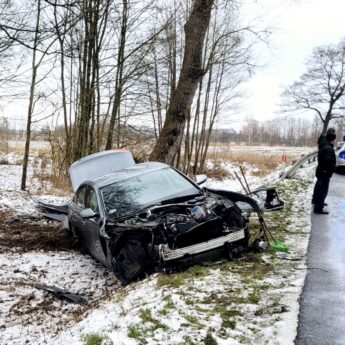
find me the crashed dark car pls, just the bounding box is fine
[37,150,283,284]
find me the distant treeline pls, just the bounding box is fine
[2,115,344,148]
[212,117,344,147]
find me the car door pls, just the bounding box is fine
[69,185,88,240]
[82,186,107,265]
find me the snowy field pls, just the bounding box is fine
[208,144,311,155]
[0,143,316,345]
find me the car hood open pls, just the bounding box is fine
[69,149,135,191]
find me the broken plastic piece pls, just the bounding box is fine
[43,213,69,230]
[270,240,289,253]
[35,284,87,305]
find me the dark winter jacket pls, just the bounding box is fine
[316,141,336,178]
[317,129,336,149]
[317,134,328,149]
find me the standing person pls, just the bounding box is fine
[312,127,336,205]
[313,131,336,214]
[317,127,336,149]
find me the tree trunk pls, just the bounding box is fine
[54,1,71,168]
[105,0,128,150]
[149,0,215,164]
[21,0,41,191]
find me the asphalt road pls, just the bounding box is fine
[295,172,345,345]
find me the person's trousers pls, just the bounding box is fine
[313,176,330,211]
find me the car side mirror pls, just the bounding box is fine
[247,187,284,211]
[80,208,99,219]
[195,174,207,185]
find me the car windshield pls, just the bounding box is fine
[100,167,200,218]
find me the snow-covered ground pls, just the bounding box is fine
[208,144,312,155]
[0,144,316,345]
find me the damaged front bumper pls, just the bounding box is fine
[157,228,246,261]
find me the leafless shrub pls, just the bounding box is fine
[49,135,72,192]
[111,126,155,163]
[0,158,9,165]
[203,161,230,180]
[32,151,51,182]
[13,158,23,165]
[0,118,10,156]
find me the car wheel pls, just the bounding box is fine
[112,238,151,284]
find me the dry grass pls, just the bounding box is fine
[0,210,77,253]
[0,157,9,165]
[203,161,230,180]
[0,140,72,192]
[1,142,51,167]
[1,137,303,189]
[49,176,73,193]
[7,142,51,156]
[0,141,9,153]
[206,151,295,177]
[32,151,51,180]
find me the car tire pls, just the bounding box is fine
[112,238,151,284]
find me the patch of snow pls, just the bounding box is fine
[0,251,119,345]
[0,144,317,345]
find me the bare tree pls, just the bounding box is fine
[0,1,16,53]
[104,0,167,150]
[72,0,113,158]
[0,1,29,101]
[149,0,215,164]
[282,38,345,135]
[105,0,129,150]
[21,0,43,190]
[185,1,249,174]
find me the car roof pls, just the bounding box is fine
[88,161,170,189]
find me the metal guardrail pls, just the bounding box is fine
[279,150,318,180]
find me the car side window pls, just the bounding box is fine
[85,187,99,213]
[75,186,87,208]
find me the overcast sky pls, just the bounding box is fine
[222,0,345,129]
[2,0,345,131]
